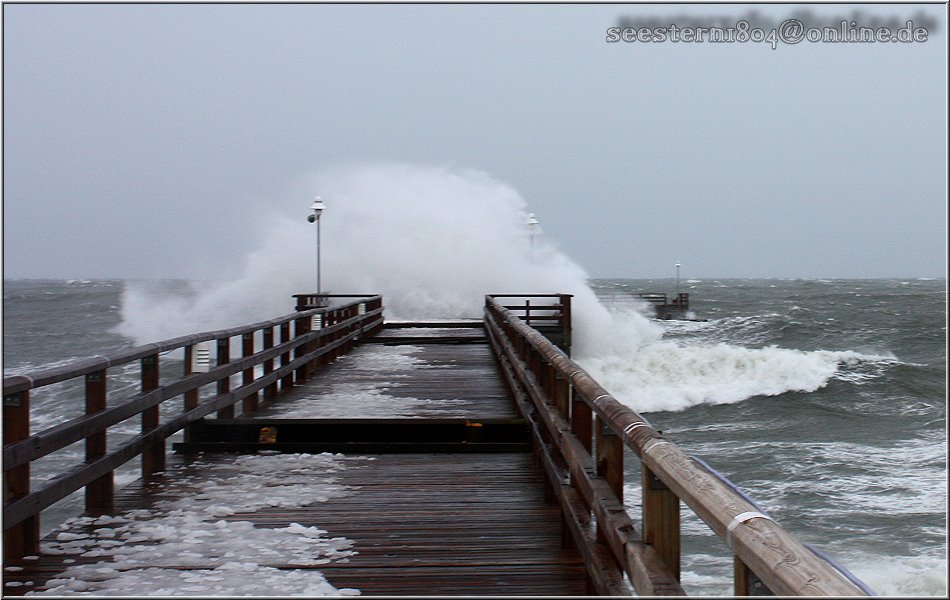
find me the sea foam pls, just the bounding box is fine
[580,337,899,413]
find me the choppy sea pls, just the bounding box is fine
[2,277,946,596]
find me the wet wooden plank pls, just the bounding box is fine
[235,453,588,595]
[252,330,519,420]
[3,453,588,596]
[3,330,590,596]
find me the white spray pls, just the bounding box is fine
[116,163,892,414]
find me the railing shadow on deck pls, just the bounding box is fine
[484,294,873,597]
[3,295,383,562]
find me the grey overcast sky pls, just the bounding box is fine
[2,2,947,280]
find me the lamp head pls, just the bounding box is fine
[310,196,326,218]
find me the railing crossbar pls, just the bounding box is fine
[3,328,363,527]
[2,299,382,395]
[3,297,384,551]
[3,307,383,471]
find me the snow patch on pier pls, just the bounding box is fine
[32,453,362,596]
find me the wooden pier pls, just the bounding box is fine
[3,294,870,596]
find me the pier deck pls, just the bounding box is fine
[2,325,588,596]
[3,294,871,596]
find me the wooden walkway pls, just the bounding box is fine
[2,325,589,596]
[200,452,585,595]
[255,323,518,421]
[3,295,873,597]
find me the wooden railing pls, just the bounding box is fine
[292,293,379,311]
[635,292,690,319]
[2,296,383,562]
[483,295,870,597]
[488,294,572,354]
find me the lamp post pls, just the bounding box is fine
[307,196,326,295]
[527,213,540,259]
[675,261,681,299]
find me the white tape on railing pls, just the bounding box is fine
[726,511,773,551]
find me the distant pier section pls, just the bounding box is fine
[634,291,691,320]
[595,288,702,321]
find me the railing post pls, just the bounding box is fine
[326,311,338,361]
[364,298,379,336]
[3,389,38,561]
[559,293,572,355]
[294,316,310,383]
[335,310,344,358]
[642,464,681,580]
[316,312,329,368]
[280,321,293,391]
[553,373,570,419]
[141,353,164,481]
[571,394,593,455]
[263,327,277,401]
[595,420,623,547]
[596,419,623,500]
[334,310,343,359]
[241,332,257,414]
[216,338,234,419]
[347,306,357,352]
[183,345,199,443]
[735,556,773,596]
[542,362,555,403]
[529,347,541,381]
[85,369,112,513]
[340,306,354,356]
[309,313,322,374]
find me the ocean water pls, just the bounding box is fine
[589,277,947,596]
[2,277,946,596]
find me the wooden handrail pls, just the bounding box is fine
[483,295,869,597]
[292,293,379,311]
[486,293,572,355]
[2,296,384,561]
[2,296,382,395]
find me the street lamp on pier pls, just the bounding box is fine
[527,213,540,259]
[675,261,681,298]
[308,196,326,298]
